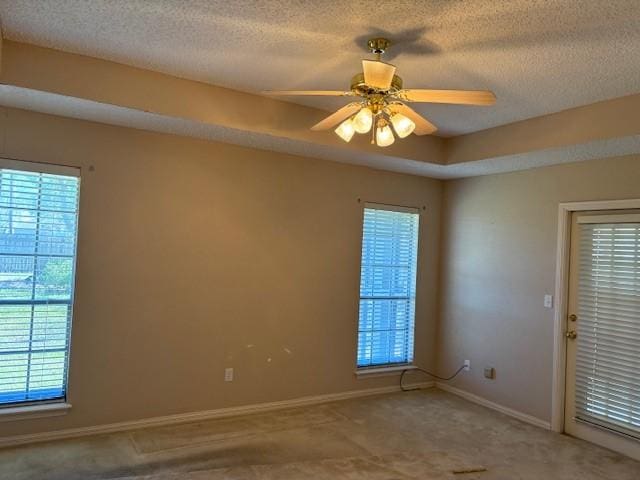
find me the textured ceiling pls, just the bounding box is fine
[1,0,640,136]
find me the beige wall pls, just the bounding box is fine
[3,100,639,440]
[437,155,640,422]
[0,107,442,438]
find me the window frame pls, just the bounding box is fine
[355,202,421,372]
[0,158,81,411]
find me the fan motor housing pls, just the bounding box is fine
[350,73,403,95]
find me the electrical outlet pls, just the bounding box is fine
[224,367,234,382]
[464,360,471,371]
[544,294,553,309]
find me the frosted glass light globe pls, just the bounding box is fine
[376,124,395,147]
[334,118,355,142]
[352,108,373,134]
[390,113,416,138]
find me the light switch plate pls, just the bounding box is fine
[224,367,234,382]
[484,367,495,379]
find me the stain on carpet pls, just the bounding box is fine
[131,405,347,454]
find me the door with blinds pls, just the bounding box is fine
[565,211,640,460]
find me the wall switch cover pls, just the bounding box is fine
[224,367,234,382]
[484,367,495,379]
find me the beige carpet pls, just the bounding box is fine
[1,389,639,479]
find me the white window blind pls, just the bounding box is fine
[575,221,640,438]
[0,167,80,407]
[357,204,419,368]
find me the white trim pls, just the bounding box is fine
[0,157,80,177]
[436,383,550,430]
[551,199,640,433]
[355,365,417,377]
[0,382,433,448]
[577,213,640,224]
[0,402,71,423]
[363,202,420,214]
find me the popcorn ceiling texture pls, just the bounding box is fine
[1,0,639,136]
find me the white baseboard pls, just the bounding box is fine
[436,382,551,430]
[0,381,434,448]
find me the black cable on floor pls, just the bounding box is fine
[400,365,466,391]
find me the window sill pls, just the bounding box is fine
[355,364,416,378]
[0,402,72,422]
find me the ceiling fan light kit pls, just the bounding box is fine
[264,37,496,148]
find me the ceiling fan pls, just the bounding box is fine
[264,38,496,147]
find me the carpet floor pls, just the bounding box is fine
[1,388,639,479]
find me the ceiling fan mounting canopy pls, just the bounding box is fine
[367,37,391,56]
[262,36,496,146]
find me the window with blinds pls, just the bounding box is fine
[357,204,419,368]
[0,166,80,407]
[576,219,640,438]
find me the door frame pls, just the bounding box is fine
[551,198,640,433]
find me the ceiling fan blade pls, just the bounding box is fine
[387,103,437,135]
[398,89,496,105]
[362,60,397,90]
[262,90,352,96]
[311,103,362,131]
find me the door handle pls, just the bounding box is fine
[566,330,577,340]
